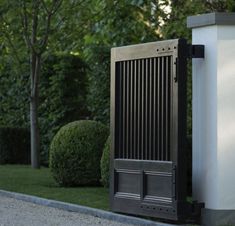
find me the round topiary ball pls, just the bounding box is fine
[49,120,109,186]
[100,136,110,187]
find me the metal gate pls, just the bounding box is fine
[110,39,203,221]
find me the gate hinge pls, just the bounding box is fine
[187,44,204,58]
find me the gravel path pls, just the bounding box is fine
[0,196,133,226]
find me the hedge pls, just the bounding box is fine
[0,127,30,164]
[49,120,109,186]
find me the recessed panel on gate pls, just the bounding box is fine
[110,39,188,221]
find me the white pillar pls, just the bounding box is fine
[188,13,235,225]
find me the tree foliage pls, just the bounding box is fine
[1,0,235,165]
[0,0,65,168]
[0,54,89,165]
[84,0,170,125]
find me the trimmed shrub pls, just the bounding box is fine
[100,136,110,187]
[49,120,109,186]
[0,127,30,164]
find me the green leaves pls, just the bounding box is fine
[130,0,144,6]
[1,0,235,165]
[49,120,109,186]
[39,54,89,164]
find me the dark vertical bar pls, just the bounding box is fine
[171,56,175,162]
[161,57,164,161]
[126,61,130,159]
[114,62,119,159]
[164,57,167,161]
[141,59,145,160]
[176,39,188,201]
[137,60,141,159]
[118,62,123,158]
[157,57,161,160]
[122,61,126,158]
[164,57,169,161]
[162,57,165,161]
[130,60,133,159]
[168,56,172,161]
[145,59,149,160]
[156,57,158,160]
[153,58,156,160]
[133,60,137,159]
[149,58,152,160]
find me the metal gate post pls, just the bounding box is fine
[188,13,235,226]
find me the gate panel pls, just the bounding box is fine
[115,56,172,161]
[110,39,188,221]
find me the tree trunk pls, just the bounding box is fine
[30,54,41,169]
[30,95,40,168]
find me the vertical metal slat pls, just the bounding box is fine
[118,62,123,158]
[130,60,133,159]
[137,60,141,159]
[126,61,130,158]
[145,59,149,160]
[161,57,165,160]
[168,56,172,160]
[157,57,160,160]
[133,60,137,159]
[116,56,173,161]
[153,58,156,160]
[165,57,169,161]
[122,61,126,158]
[141,59,145,160]
[149,58,152,160]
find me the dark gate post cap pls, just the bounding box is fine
[187,12,235,28]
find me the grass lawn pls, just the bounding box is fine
[0,165,109,210]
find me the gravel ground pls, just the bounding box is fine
[0,196,133,226]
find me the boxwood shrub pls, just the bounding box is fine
[100,136,110,187]
[49,120,109,186]
[0,127,30,164]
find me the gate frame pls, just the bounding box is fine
[110,39,203,222]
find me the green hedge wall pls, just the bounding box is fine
[0,54,89,165]
[39,54,89,165]
[0,127,30,164]
[86,46,110,125]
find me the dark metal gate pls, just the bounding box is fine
[110,39,203,221]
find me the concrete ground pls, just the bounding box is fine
[0,190,177,226]
[0,196,133,226]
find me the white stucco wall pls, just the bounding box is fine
[192,25,235,209]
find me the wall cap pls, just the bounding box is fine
[187,12,235,28]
